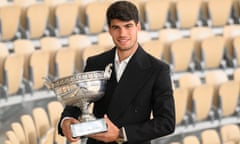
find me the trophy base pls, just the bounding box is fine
[71,118,107,137]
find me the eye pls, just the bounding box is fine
[111,25,119,30]
[125,24,133,29]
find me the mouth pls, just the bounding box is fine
[118,39,129,45]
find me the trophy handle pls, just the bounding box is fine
[104,63,113,79]
[42,77,54,89]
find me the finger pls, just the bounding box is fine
[63,124,80,142]
[88,133,104,141]
[88,130,106,137]
[68,136,80,142]
[104,114,110,123]
[104,114,108,118]
[62,118,80,142]
[62,125,73,140]
[71,118,80,124]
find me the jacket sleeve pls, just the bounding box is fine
[57,105,81,136]
[125,64,175,143]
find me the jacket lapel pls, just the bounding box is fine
[107,46,153,121]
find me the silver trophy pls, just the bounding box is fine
[44,64,112,137]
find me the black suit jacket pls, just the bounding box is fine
[58,45,175,144]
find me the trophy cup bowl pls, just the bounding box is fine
[44,64,112,137]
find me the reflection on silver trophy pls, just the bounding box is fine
[44,63,112,137]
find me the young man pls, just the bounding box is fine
[58,1,175,144]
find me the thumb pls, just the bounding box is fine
[104,114,108,119]
[104,114,110,123]
[70,118,80,124]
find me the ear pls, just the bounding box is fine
[137,22,141,31]
[107,25,112,36]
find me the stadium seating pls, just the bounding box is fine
[13,0,37,30]
[218,81,240,119]
[0,0,8,6]
[54,48,76,78]
[4,140,12,144]
[1,1,240,144]
[190,26,215,63]
[207,0,234,34]
[144,0,171,31]
[170,38,195,73]
[5,131,20,144]
[201,129,221,144]
[233,35,240,67]
[97,32,114,49]
[200,36,227,71]
[11,122,26,144]
[0,5,22,41]
[40,36,62,77]
[158,28,183,63]
[20,114,38,144]
[47,101,63,127]
[223,25,240,63]
[43,0,67,28]
[68,34,92,72]
[39,128,54,144]
[84,1,109,34]
[191,84,215,124]
[47,101,66,144]
[175,0,203,29]
[183,135,200,144]
[82,44,108,68]
[177,73,202,110]
[233,68,240,81]
[0,43,9,87]
[28,50,50,92]
[137,30,152,44]
[25,3,50,40]
[32,107,50,139]
[54,2,83,37]
[204,69,229,108]
[220,124,240,144]
[0,54,25,98]
[142,40,164,60]
[173,88,189,126]
[13,39,35,80]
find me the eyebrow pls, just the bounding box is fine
[111,22,134,28]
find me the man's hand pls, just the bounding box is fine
[61,117,80,142]
[88,114,120,143]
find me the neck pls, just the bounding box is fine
[117,44,138,62]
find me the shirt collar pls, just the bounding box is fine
[114,50,132,65]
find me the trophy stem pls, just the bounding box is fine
[79,102,96,122]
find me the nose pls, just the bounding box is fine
[119,28,127,37]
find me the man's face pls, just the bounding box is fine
[108,19,140,52]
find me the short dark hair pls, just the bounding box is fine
[106,1,139,26]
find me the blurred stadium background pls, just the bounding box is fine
[0,0,240,144]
